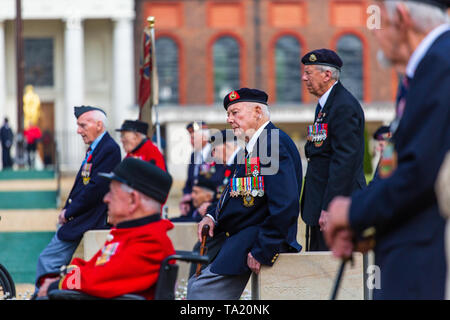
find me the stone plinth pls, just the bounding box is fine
[258,252,364,300]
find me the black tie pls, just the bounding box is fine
[315,103,322,119]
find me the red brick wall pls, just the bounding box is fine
[136,0,396,105]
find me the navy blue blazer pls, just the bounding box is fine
[349,30,450,299]
[57,132,121,242]
[210,122,303,275]
[301,81,366,226]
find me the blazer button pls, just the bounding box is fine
[225,232,230,237]
[307,158,310,162]
[68,198,72,204]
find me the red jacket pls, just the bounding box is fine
[58,216,175,300]
[126,139,166,171]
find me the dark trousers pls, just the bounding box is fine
[2,147,12,169]
[305,225,329,251]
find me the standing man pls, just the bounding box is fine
[116,119,166,171]
[300,49,366,251]
[35,106,121,290]
[325,0,450,299]
[0,117,13,169]
[187,88,303,300]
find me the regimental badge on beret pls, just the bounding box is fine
[309,54,317,62]
[229,91,240,101]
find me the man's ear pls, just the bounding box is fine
[129,191,140,213]
[395,2,413,31]
[254,104,263,120]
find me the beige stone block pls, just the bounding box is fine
[0,209,59,231]
[258,252,364,300]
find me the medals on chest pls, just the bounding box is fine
[307,123,328,147]
[81,152,93,186]
[229,157,265,207]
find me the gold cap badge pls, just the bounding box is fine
[309,54,317,62]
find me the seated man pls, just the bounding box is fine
[36,158,175,300]
[191,176,218,222]
[116,119,166,171]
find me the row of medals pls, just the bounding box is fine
[230,168,264,207]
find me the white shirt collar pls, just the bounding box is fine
[246,121,270,155]
[406,23,450,79]
[318,80,338,109]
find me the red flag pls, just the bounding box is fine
[138,25,158,135]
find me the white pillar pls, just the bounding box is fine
[0,21,6,119]
[112,17,135,131]
[63,16,85,169]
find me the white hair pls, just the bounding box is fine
[246,102,270,118]
[89,110,107,128]
[385,1,450,33]
[316,65,340,81]
[120,184,162,212]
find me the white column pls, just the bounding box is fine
[0,21,6,119]
[112,17,135,131]
[63,16,85,169]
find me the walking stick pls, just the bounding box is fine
[195,224,210,277]
[330,256,353,300]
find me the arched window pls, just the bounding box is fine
[155,37,179,104]
[213,36,240,102]
[275,36,302,103]
[336,34,364,101]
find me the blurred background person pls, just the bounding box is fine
[116,119,166,171]
[0,117,14,169]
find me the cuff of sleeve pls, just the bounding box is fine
[206,214,217,225]
[349,192,368,236]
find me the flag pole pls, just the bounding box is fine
[147,16,162,154]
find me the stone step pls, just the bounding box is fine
[0,179,58,191]
[0,191,58,209]
[0,231,55,284]
[0,209,59,231]
[0,169,55,180]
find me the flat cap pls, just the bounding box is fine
[301,49,343,71]
[223,88,268,110]
[74,106,106,119]
[116,120,149,135]
[99,158,172,203]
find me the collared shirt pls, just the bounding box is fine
[318,80,338,110]
[246,121,270,155]
[82,130,106,165]
[406,23,450,79]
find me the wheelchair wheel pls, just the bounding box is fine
[0,264,16,300]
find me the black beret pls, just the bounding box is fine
[116,120,149,135]
[209,129,237,148]
[373,126,391,140]
[99,158,172,204]
[301,49,343,71]
[223,88,268,110]
[74,105,106,119]
[383,0,450,9]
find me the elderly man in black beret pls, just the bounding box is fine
[300,48,367,251]
[37,158,175,299]
[34,106,121,294]
[187,88,303,300]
